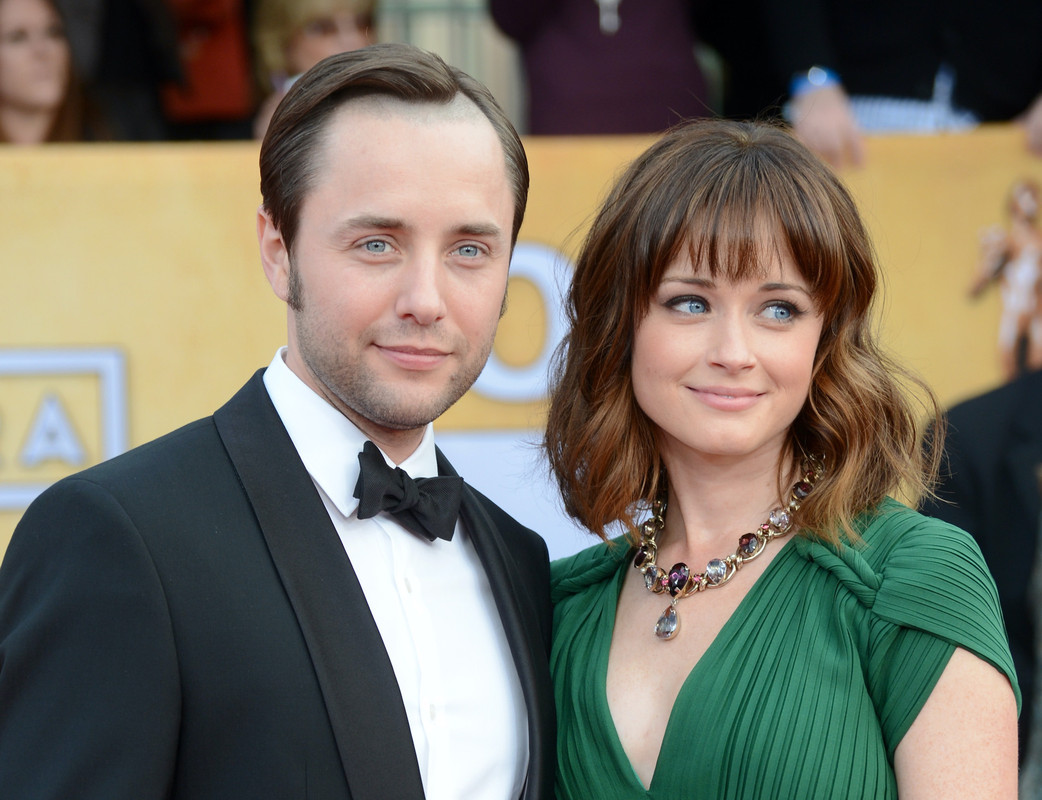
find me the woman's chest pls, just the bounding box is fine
[553,556,895,798]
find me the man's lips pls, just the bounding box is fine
[376,344,451,369]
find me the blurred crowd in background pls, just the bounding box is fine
[0,0,376,143]
[3,0,1042,170]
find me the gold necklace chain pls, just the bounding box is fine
[633,457,824,640]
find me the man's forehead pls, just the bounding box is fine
[312,93,501,170]
[298,90,513,226]
[307,93,509,194]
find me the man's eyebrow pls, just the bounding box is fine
[331,218,505,239]
[455,222,505,239]
[333,215,405,235]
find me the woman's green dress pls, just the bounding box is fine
[551,499,1020,798]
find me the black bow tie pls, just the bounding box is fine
[353,441,463,542]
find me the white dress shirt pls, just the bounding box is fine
[263,349,529,800]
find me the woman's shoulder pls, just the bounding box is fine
[794,498,1019,715]
[550,536,631,605]
[798,497,983,566]
[792,498,999,622]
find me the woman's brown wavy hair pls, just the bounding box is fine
[544,119,942,545]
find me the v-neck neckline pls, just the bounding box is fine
[598,537,799,793]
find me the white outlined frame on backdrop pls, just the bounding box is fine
[0,348,127,509]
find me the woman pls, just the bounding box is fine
[545,120,1019,797]
[251,0,374,138]
[0,0,99,143]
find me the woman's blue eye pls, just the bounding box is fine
[672,297,707,314]
[764,303,796,321]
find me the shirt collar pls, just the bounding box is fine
[262,347,439,518]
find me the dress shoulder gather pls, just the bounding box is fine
[793,498,1018,689]
[550,536,630,604]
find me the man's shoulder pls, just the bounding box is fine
[464,483,540,539]
[948,368,1042,422]
[22,416,223,525]
[80,370,271,485]
[26,371,273,514]
[82,416,221,483]
[943,369,1042,460]
[460,484,552,572]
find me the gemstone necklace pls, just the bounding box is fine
[633,458,823,640]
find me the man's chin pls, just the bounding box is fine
[353,392,463,432]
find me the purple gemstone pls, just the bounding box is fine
[738,533,758,556]
[634,546,649,569]
[794,480,813,499]
[668,563,690,597]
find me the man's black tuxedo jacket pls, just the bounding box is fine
[920,367,1042,761]
[0,371,556,799]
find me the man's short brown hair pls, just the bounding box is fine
[259,42,529,256]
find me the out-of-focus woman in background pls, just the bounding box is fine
[0,0,103,143]
[251,0,374,138]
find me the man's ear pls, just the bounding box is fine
[257,207,291,302]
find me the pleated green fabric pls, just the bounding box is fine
[550,499,1020,799]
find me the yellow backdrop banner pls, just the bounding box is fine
[2,126,1040,556]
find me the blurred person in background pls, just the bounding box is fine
[489,0,713,135]
[969,180,1042,381]
[0,0,107,142]
[251,0,373,138]
[921,367,1042,770]
[161,0,255,140]
[698,0,1042,169]
[54,0,181,140]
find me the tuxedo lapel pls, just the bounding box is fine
[214,372,425,800]
[436,448,553,800]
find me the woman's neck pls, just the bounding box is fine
[658,452,796,553]
[0,106,56,144]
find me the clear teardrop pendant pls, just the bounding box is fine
[654,604,679,640]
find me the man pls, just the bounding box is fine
[921,367,1042,768]
[0,43,554,799]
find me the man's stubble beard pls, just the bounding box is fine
[288,260,499,431]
